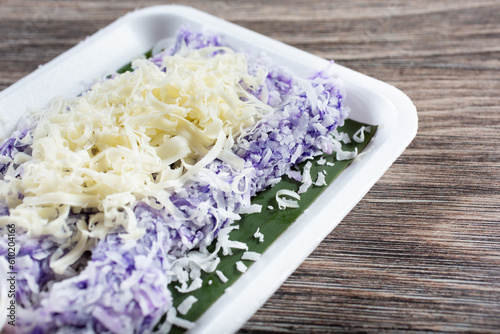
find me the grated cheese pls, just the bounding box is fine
[0,46,272,274]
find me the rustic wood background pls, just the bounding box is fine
[1,0,499,332]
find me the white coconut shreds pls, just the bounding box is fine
[316,157,327,165]
[353,125,371,143]
[298,161,313,194]
[241,251,261,262]
[216,270,229,283]
[0,26,350,334]
[235,261,248,273]
[314,170,328,187]
[276,189,301,210]
[177,295,198,316]
[166,307,195,330]
[254,228,265,243]
[336,147,358,161]
[237,204,263,214]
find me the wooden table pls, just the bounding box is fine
[1,0,499,332]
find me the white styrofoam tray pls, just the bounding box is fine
[0,5,417,333]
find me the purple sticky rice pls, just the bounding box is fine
[0,27,348,333]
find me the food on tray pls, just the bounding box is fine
[0,27,352,333]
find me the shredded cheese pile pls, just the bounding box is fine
[0,46,272,273]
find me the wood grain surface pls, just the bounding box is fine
[1,0,499,332]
